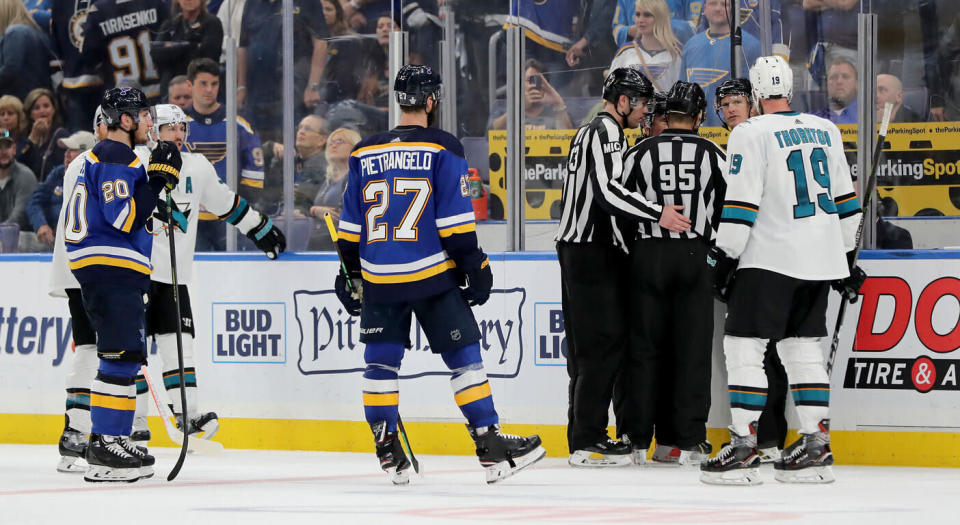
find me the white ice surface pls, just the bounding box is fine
[1,444,956,524]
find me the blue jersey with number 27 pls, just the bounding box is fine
[337,125,485,304]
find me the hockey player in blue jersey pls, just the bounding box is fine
[63,87,182,482]
[680,0,760,127]
[335,65,546,485]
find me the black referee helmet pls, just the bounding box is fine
[602,67,654,107]
[665,80,706,118]
[394,64,442,107]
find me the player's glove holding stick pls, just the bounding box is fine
[324,213,362,316]
[148,140,182,191]
[461,255,493,306]
[832,251,867,303]
[707,245,738,302]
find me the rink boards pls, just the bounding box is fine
[1,251,958,466]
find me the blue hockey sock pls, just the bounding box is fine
[90,360,139,436]
[442,343,499,428]
[362,342,404,432]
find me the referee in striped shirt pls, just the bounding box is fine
[557,68,690,467]
[618,81,727,465]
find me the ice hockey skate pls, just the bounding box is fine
[774,420,835,484]
[650,443,680,466]
[700,424,762,486]
[118,436,155,479]
[568,437,632,468]
[83,434,142,483]
[176,411,219,439]
[57,427,88,473]
[758,446,781,464]
[678,440,712,467]
[130,416,151,442]
[371,422,412,485]
[468,424,545,483]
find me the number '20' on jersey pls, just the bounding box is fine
[337,126,484,303]
[63,139,157,288]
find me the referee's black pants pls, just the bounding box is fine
[623,237,713,450]
[557,241,630,453]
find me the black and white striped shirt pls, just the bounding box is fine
[556,112,663,248]
[621,129,727,242]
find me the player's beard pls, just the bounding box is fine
[426,104,438,127]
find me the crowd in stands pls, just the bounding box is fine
[0,0,958,252]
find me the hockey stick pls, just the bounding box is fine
[165,190,190,481]
[323,213,420,475]
[826,103,893,375]
[140,365,224,455]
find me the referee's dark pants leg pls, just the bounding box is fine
[558,241,629,453]
[758,340,789,449]
[628,238,713,450]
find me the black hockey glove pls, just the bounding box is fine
[148,140,182,191]
[461,258,493,306]
[246,216,286,259]
[153,199,187,233]
[707,245,738,303]
[832,265,867,304]
[335,267,362,316]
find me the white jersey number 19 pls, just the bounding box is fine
[787,147,836,219]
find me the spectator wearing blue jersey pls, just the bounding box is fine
[151,0,224,100]
[0,0,53,101]
[26,131,96,250]
[613,0,695,48]
[680,0,760,127]
[812,57,857,125]
[23,0,51,28]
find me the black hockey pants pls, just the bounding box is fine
[557,241,630,453]
[622,237,713,450]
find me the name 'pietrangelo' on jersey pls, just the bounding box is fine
[337,126,483,304]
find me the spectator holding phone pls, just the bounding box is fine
[492,59,573,130]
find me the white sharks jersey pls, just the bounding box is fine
[134,146,264,285]
[714,111,861,280]
[49,152,86,297]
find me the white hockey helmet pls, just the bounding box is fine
[749,55,793,103]
[152,103,190,142]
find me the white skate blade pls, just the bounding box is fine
[700,467,763,486]
[384,466,410,485]
[775,465,835,484]
[139,466,155,480]
[678,451,709,467]
[196,418,220,440]
[83,464,141,483]
[56,456,87,473]
[486,445,546,484]
[632,449,649,467]
[568,450,633,468]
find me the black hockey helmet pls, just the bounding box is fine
[602,67,654,106]
[665,80,707,117]
[649,92,668,115]
[715,78,753,109]
[101,87,152,128]
[394,64,442,107]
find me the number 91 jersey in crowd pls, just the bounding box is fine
[79,0,167,99]
[715,111,861,281]
[337,126,482,304]
[63,140,155,285]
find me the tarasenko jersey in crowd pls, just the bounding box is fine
[184,104,265,220]
[680,29,760,127]
[133,146,266,285]
[556,112,663,250]
[337,125,486,304]
[51,0,98,92]
[63,140,156,287]
[78,0,167,98]
[715,111,861,281]
[621,129,726,242]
